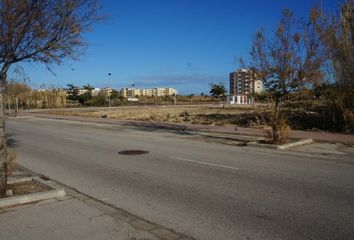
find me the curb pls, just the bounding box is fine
[8,116,34,119]
[247,138,314,149]
[7,177,33,185]
[277,138,314,149]
[0,177,66,209]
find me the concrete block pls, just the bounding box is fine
[7,177,33,185]
[277,138,314,149]
[0,188,65,209]
[247,138,314,150]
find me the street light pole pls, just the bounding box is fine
[107,73,112,109]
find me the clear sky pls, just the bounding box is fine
[14,0,341,95]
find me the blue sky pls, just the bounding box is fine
[14,0,341,95]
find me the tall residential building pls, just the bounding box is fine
[229,68,263,104]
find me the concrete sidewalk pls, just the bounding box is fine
[19,112,354,144]
[0,177,192,240]
[0,198,159,240]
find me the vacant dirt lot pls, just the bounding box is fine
[44,101,348,132]
[46,105,269,128]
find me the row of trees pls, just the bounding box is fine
[66,83,121,105]
[240,1,353,143]
[3,81,222,110]
[67,83,223,106]
[5,81,67,110]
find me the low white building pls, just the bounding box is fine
[91,88,101,96]
[229,95,253,104]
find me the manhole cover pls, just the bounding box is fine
[118,150,149,155]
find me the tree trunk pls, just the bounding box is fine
[272,93,280,143]
[15,98,19,114]
[0,71,8,197]
[0,72,7,160]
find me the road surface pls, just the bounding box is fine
[7,117,354,240]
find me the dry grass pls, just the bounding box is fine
[48,105,270,128]
[45,100,348,132]
[263,114,291,144]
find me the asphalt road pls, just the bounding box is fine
[7,118,354,240]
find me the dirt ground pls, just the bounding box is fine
[4,180,49,198]
[47,105,269,128]
[45,101,349,132]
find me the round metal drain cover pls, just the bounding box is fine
[118,150,149,155]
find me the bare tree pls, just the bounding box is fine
[0,0,102,196]
[249,9,325,143]
[316,1,354,130]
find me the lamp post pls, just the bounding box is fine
[107,73,112,108]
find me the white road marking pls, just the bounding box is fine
[169,156,239,171]
[62,137,89,144]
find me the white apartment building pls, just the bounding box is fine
[101,87,113,96]
[229,68,263,104]
[120,87,177,98]
[120,88,141,98]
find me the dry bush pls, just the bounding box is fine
[343,110,354,132]
[0,150,16,197]
[277,115,291,144]
[264,114,290,144]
